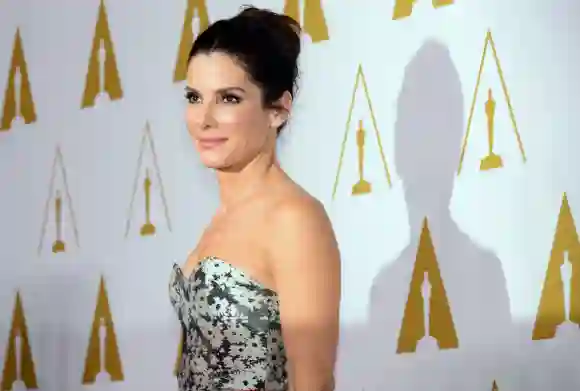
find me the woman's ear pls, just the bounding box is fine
[269,91,293,129]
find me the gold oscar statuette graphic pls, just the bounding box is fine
[458,30,526,175]
[332,64,391,200]
[479,88,503,170]
[284,0,329,43]
[1,292,38,391]
[140,168,156,236]
[82,276,124,384]
[81,0,123,108]
[1,28,36,131]
[397,218,459,353]
[174,0,210,82]
[352,120,371,195]
[532,193,580,340]
[392,0,455,20]
[125,122,172,238]
[51,190,66,254]
[38,146,79,255]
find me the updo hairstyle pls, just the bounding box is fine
[188,6,302,133]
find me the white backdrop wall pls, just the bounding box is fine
[0,0,579,390]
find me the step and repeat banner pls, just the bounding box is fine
[0,0,579,390]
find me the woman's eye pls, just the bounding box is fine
[222,95,241,104]
[185,92,201,104]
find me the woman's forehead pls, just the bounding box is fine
[187,53,255,91]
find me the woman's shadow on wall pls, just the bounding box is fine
[336,39,513,391]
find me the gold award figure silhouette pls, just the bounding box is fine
[174,0,210,82]
[458,30,526,175]
[332,65,392,200]
[83,277,124,384]
[533,193,580,342]
[81,0,123,108]
[366,40,512,391]
[1,28,36,131]
[125,122,172,238]
[37,146,80,255]
[1,292,38,391]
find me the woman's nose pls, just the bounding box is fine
[200,102,217,129]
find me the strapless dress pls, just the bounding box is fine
[169,256,288,391]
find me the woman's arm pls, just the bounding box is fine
[268,197,341,391]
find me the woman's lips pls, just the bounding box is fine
[198,137,228,149]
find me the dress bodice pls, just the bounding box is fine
[169,256,287,391]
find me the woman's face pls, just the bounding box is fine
[185,52,286,170]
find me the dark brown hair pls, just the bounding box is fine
[188,6,302,133]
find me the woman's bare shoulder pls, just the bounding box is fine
[270,182,328,223]
[264,179,337,259]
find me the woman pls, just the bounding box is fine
[169,6,341,391]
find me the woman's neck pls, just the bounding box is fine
[216,152,278,210]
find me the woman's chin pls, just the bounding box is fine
[200,154,228,170]
[202,160,226,170]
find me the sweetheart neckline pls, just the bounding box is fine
[173,256,278,295]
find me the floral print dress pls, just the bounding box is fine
[169,256,288,391]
